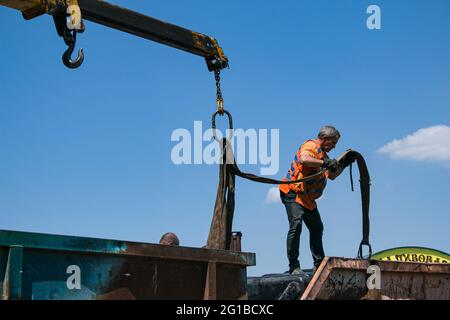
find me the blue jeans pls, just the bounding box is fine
[280,191,325,271]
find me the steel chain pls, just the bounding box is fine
[214,69,224,114]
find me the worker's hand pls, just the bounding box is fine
[340,153,356,168]
[322,158,338,171]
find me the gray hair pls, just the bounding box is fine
[318,125,340,139]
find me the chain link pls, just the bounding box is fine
[214,69,224,114]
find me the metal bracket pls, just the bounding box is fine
[205,37,229,72]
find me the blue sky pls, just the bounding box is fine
[1,0,449,276]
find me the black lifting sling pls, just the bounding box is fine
[206,136,372,260]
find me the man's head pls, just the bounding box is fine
[159,232,180,246]
[317,125,340,152]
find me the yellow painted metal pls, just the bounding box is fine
[0,0,79,19]
[207,36,228,65]
[0,0,43,12]
[1,0,49,19]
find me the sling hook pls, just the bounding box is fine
[62,43,84,69]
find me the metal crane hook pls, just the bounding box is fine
[53,5,85,69]
[62,43,84,69]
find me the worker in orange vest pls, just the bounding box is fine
[280,125,345,276]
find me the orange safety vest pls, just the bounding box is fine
[279,140,329,210]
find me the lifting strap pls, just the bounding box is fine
[206,137,372,259]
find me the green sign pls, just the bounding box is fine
[372,247,450,264]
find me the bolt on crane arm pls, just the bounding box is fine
[0,0,228,71]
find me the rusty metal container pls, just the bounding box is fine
[0,229,255,300]
[301,257,450,300]
[230,231,242,252]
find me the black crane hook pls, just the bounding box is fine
[53,5,85,69]
[62,30,84,69]
[62,43,84,69]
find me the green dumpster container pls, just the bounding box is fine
[0,230,255,300]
